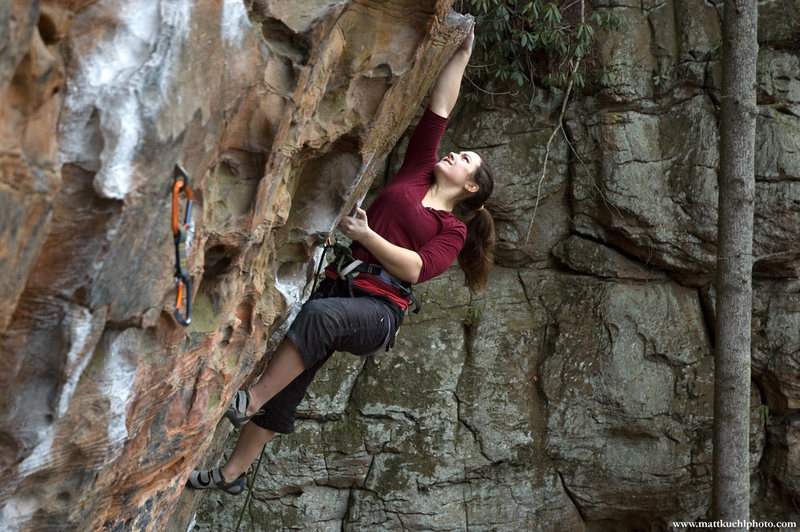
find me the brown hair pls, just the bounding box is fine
[454,158,496,292]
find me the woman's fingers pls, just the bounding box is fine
[339,208,369,240]
[460,22,475,52]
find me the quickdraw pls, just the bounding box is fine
[332,241,354,276]
[172,165,195,326]
[311,238,334,293]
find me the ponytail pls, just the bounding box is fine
[454,159,496,292]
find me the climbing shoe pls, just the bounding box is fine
[224,389,263,428]
[187,467,247,495]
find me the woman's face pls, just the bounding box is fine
[434,151,482,192]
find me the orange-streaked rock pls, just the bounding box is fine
[0,1,470,530]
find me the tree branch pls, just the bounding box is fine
[525,0,585,245]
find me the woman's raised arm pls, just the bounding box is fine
[428,24,474,118]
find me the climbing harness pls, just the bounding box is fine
[331,242,421,314]
[171,165,195,326]
[310,238,419,313]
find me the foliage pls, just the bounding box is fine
[464,304,483,328]
[757,404,771,426]
[652,73,671,86]
[457,0,625,97]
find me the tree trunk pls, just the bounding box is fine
[713,0,758,529]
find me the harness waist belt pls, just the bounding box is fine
[340,260,410,290]
[335,259,420,314]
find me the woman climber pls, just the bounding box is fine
[187,23,495,495]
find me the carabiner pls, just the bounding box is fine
[173,276,193,327]
[172,165,195,326]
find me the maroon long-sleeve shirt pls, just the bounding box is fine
[335,108,467,310]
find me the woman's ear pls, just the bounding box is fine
[464,181,479,194]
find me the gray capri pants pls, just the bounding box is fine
[251,277,405,434]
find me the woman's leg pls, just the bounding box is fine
[219,422,276,481]
[244,338,306,417]
[211,295,399,483]
[244,291,399,418]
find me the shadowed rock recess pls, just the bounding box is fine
[0,1,798,531]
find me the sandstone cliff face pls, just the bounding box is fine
[0,1,470,530]
[1,1,799,532]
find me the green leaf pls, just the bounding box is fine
[544,3,561,24]
[576,22,594,44]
